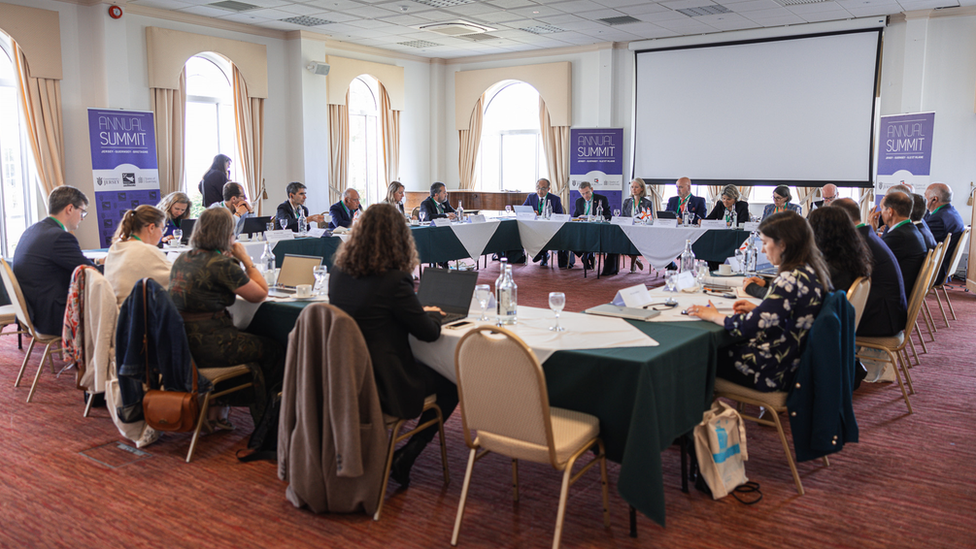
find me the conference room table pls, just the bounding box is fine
[241,295,741,529]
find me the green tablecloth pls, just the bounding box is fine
[245,300,736,527]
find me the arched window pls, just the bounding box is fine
[184,54,239,212]
[479,81,548,192]
[0,34,37,257]
[348,75,382,205]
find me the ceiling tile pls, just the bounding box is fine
[536,13,585,23]
[239,0,291,7]
[591,0,656,7]
[575,8,629,18]
[130,0,195,9]
[275,4,337,15]
[178,5,232,17]
[634,9,693,21]
[798,9,853,20]
[344,18,403,28]
[725,0,782,11]
[784,1,844,13]
[375,13,430,24]
[304,0,365,9]
[340,5,394,17]
[485,0,539,8]
[509,5,564,17]
[660,0,717,9]
[545,18,605,30]
[470,10,528,22]
[617,2,674,15]
[548,0,607,13]
[696,12,758,29]
[745,11,806,23]
[441,2,506,15]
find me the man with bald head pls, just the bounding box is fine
[923,182,965,283]
[879,191,928,294]
[329,187,363,229]
[665,177,707,224]
[811,183,838,211]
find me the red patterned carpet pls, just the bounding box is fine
[1,262,974,548]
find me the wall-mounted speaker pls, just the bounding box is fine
[306,62,330,76]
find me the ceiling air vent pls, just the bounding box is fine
[773,0,829,5]
[207,1,258,12]
[520,24,565,35]
[676,5,733,16]
[398,40,443,48]
[460,33,500,42]
[417,20,495,36]
[412,0,477,8]
[599,15,641,25]
[280,16,336,26]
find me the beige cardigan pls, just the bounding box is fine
[277,304,387,515]
[104,239,171,305]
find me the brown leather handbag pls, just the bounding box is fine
[139,280,200,432]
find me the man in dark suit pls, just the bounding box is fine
[911,193,937,250]
[276,182,325,231]
[923,182,965,284]
[523,178,567,267]
[572,181,612,270]
[834,199,907,337]
[419,182,457,221]
[12,186,96,336]
[878,192,928,296]
[328,188,362,229]
[665,177,707,224]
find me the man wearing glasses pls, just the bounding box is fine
[811,183,838,211]
[12,185,96,336]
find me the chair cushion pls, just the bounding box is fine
[383,394,437,426]
[475,407,599,467]
[0,304,16,323]
[714,377,788,409]
[198,364,251,382]
[856,331,905,349]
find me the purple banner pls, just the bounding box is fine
[876,112,935,202]
[569,128,624,211]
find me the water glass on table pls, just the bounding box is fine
[419,210,428,224]
[280,218,289,232]
[505,205,513,216]
[171,228,183,246]
[475,284,491,321]
[548,292,566,332]
[665,269,678,292]
[312,265,328,296]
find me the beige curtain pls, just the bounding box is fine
[150,68,186,197]
[859,188,874,224]
[457,95,484,191]
[13,42,64,199]
[647,184,666,211]
[232,66,265,215]
[378,82,400,187]
[795,186,817,217]
[328,98,349,204]
[539,96,570,204]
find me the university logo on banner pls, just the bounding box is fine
[87,109,161,247]
[876,112,935,204]
[569,128,624,211]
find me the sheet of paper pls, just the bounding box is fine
[613,284,653,308]
[516,212,536,221]
[550,213,570,222]
[306,227,326,238]
[742,222,760,231]
[700,220,727,229]
[653,219,678,227]
[611,216,633,226]
[469,214,487,223]
[265,230,295,243]
[432,218,452,227]
[675,271,697,291]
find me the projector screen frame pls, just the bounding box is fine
[631,27,884,189]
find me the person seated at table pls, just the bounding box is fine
[762,185,802,220]
[329,188,364,229]
[809,183,838,211]
[12,185,96,336]
[688,211,829,392]
[572,181,611,270]
[706,184,750,226]
[923,182,965,284]
[876,191,928,294]
[524,178,568,268]
[104,205,172,305]
[328,203,455,488]
[870,184,913,234]
[832,198,907,338]
[419,181,456,222]
[384,181,407,217]
[157,191,192,244]
[208,182,253,237]
[665,177,707,224]
[199,153,231,209]
[911,193,937,250]
[169,207,283,427]
[277,182,325,232]
[621,178,655,273]
[806,207,872,293]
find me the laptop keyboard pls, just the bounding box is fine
[440,312,467,324]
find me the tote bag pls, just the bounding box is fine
[694,400,749,499]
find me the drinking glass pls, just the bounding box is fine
[548,292,566,332]
[613,209,621,218]
[475,284,491,321]
[505,205,513,216]
[172,228,183,246]
[419,210,427,224]
[312,265,329,296]
[665,269,678,292]
[280,218,289,231]
[266,221,275,233]
[696,260,708,290]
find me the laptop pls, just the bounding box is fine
[416,268,479,324]
[584,304,661,321]
[179,219,195,244]
[242,216,272,235]
[267,254,323,297]
[656,210,677,219]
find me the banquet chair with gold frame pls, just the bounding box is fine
[930,226,970,326]
[846,276,871,331]
[451,326,610,549]
[920,239,950,338]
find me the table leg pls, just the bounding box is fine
[629,505,638,538]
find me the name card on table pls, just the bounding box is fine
[611,284,653,308]
[653,219,678,228]
[469,214,487,223]
[549,213,571,223]
[516,212,537,221]
[307,227,327,238]
[611,216,633,226]
[675,271,698,291]
[265,230,295,243]
[700,220,728,229]
[432,218,452,227]
[742,222,760,232]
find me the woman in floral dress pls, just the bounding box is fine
[688,211,832,392]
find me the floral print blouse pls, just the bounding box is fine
[723,264,825,392]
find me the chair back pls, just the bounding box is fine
[940,226,970,285]
[410,206,420,221]
[929,236,952,288]
[0,258,37,336]
[904,245,940,332]
[454,326,556,463]
[845,276,871,331]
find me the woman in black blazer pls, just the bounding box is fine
[328,203,454,488]
[706,184,751,226]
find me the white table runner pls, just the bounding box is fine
[449,220,500,260]
[516,219,568,260]
[617,225,709,269]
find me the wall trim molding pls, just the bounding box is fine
[442,41,614,65]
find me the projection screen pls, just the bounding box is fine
[633,29,882,187]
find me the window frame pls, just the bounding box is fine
[0,35,38,258]
[477,80,548,192]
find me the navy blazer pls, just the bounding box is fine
[856,225,907,338]
[882,222,929,297]
[924,204,965,283]
[573,193,611,219]
[523,193,563,215]
[915,219,937,250]
[665,194,707,222]
[706,200,751,223]
[12,217,94,335]
[419,196,456,220]
[786,290,858,462]
[328,200,362,229]
[276,200,310,232]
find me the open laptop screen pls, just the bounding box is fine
[276,254,322,288]
[416,268,478,315]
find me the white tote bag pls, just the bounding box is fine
[694,400,749,499]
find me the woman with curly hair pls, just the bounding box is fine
[807,206,873,292]
[688,212,830,391]
[328,203,453,488]
[156,191,193,243]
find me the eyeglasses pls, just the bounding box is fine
[822,195,837,202]
[79,208,88,219]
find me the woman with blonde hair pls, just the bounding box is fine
[157,191,192,243]
[329,203,453,488]
[621,178,654,273]
[104,205,172,305]
[384,180,406,217]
